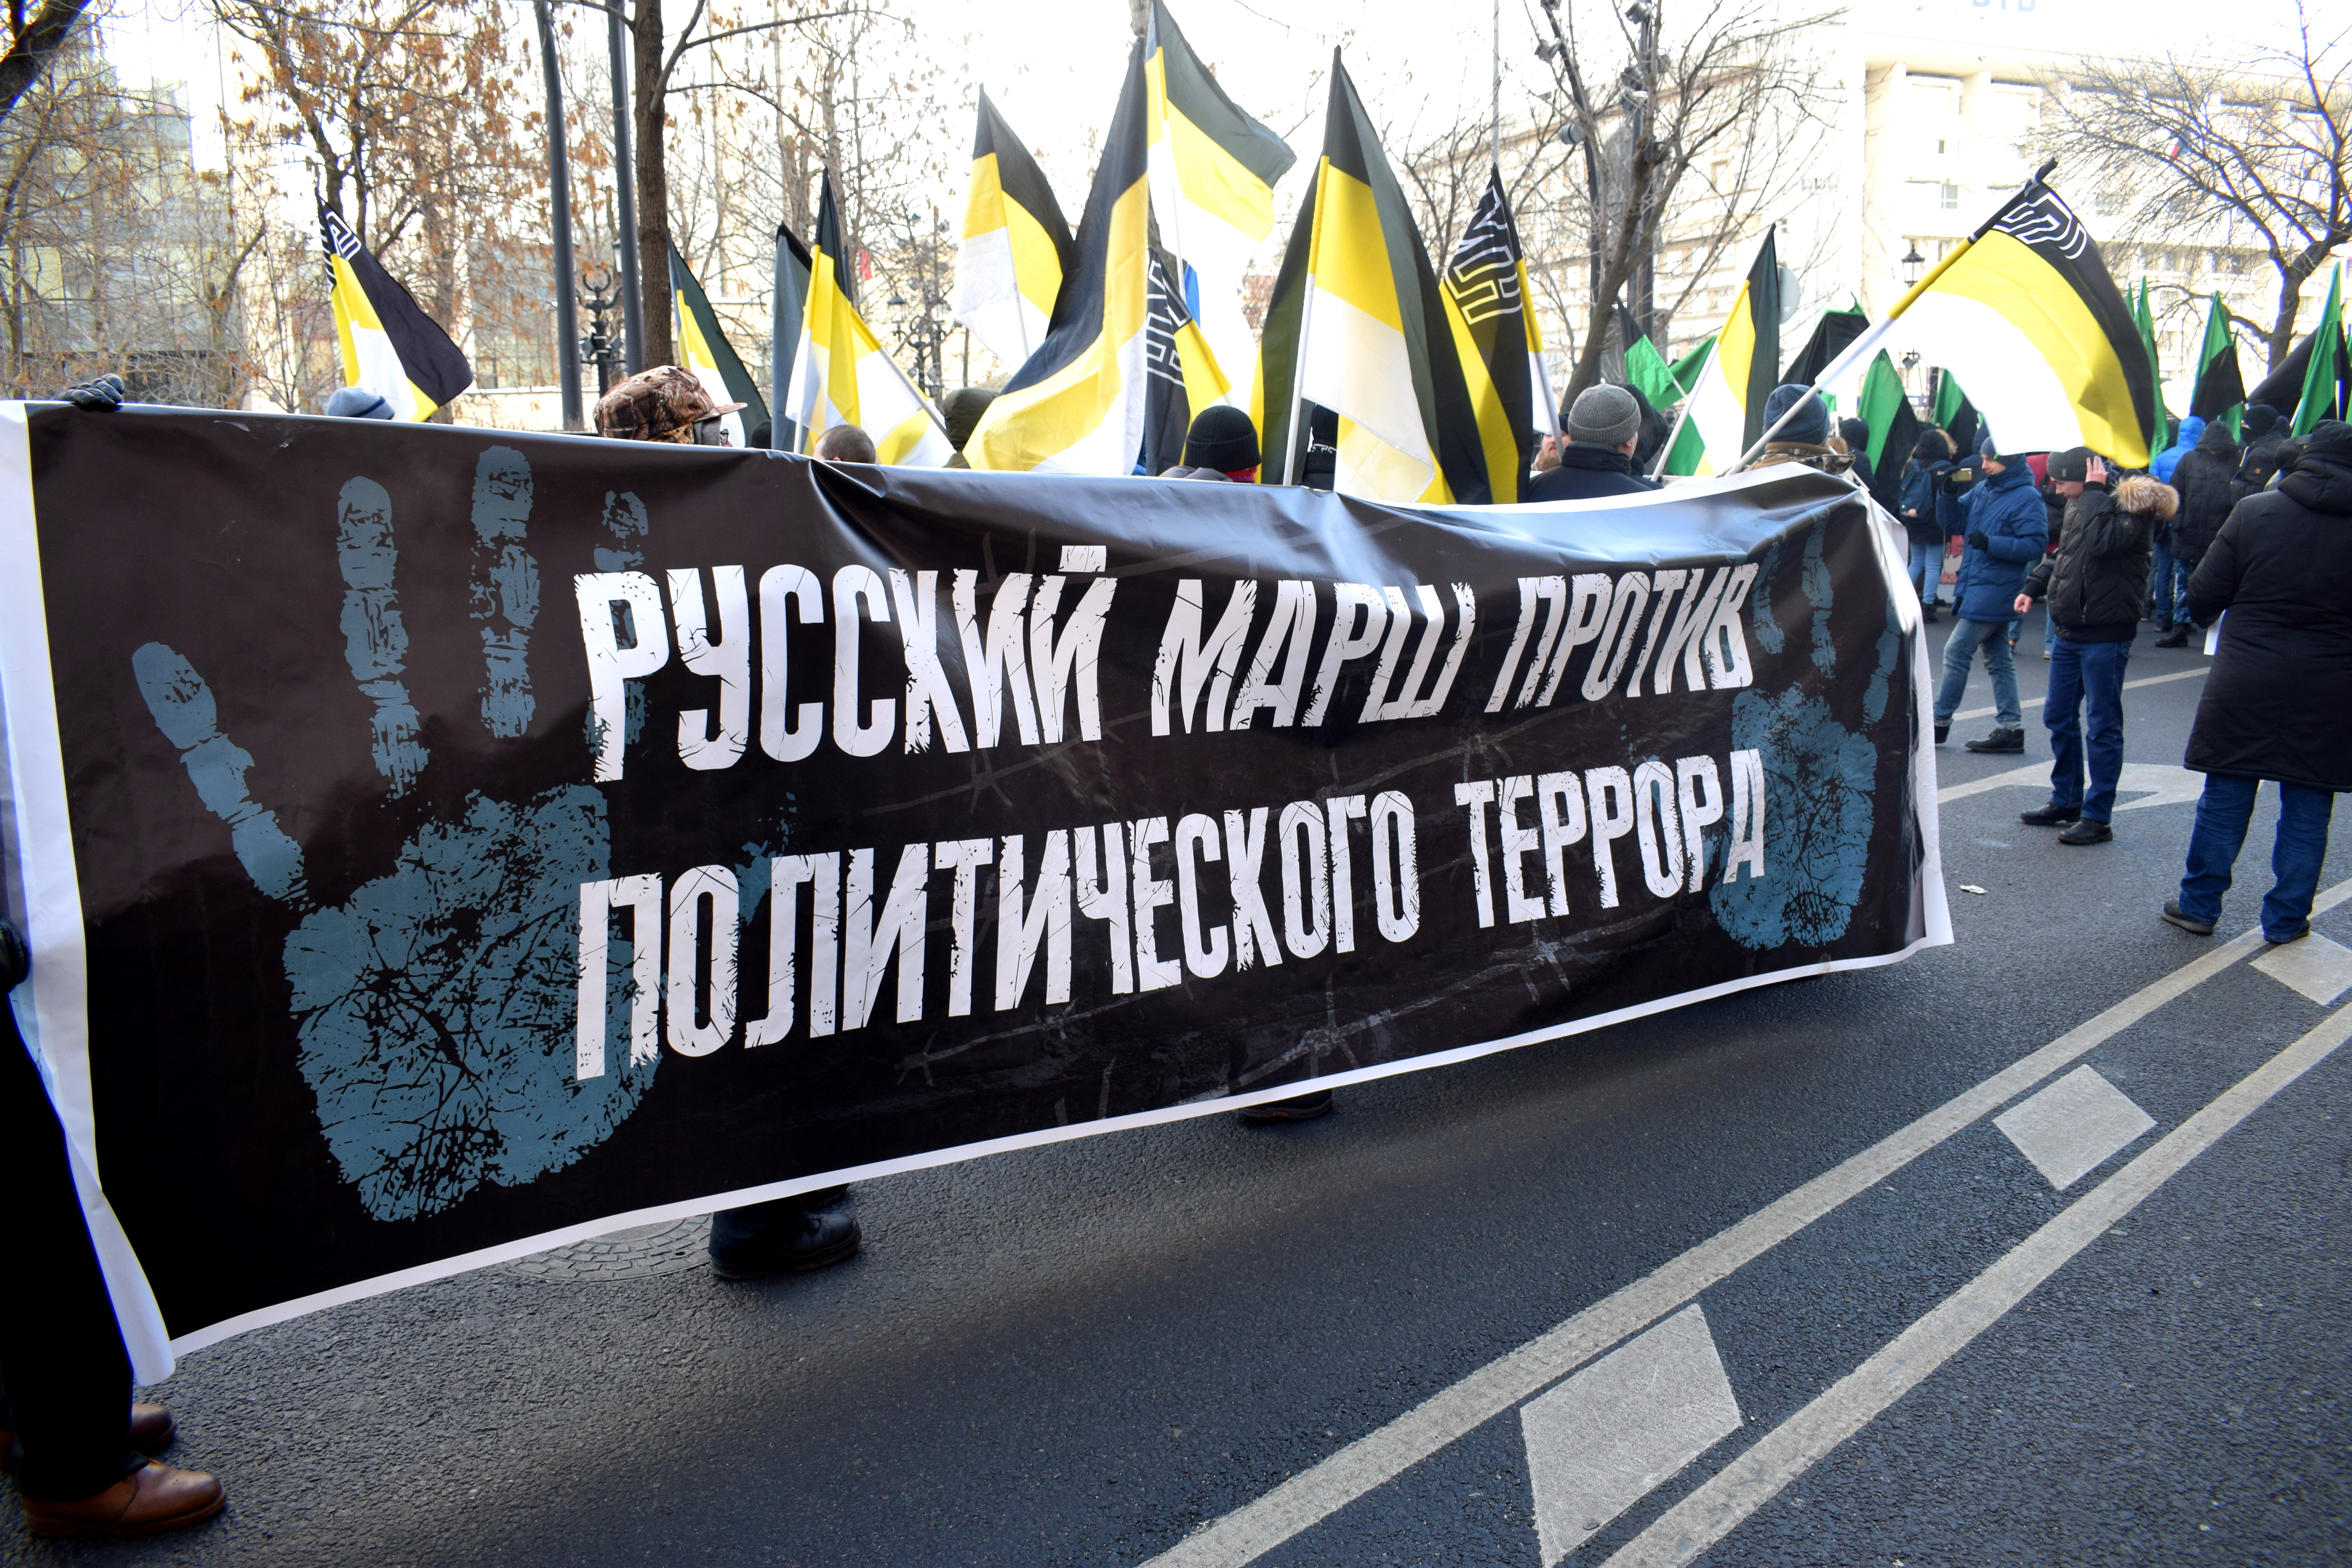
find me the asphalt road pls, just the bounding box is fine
[7,611,2349,1567]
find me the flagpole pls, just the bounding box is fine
[1649,386,1695,479]
[534,0,584,430]
[1490,0,1501,172]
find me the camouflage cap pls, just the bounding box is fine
[594,365,746,443]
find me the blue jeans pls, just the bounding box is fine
[2149,542,2189,627]
[2043,633,2129,820]
[2177,774,2337,941]
[1907,541,1942,608]
[1935,617,2020,729]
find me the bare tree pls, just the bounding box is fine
[2039,7,2350,372]
[1530,0,1831,401]
[0,16,259,403]
[0,0,93,125]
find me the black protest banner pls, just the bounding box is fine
[0,407,1948,1350]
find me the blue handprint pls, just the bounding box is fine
[1711,686,1877,951]
[134,447,657,1222]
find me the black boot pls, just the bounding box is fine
[1965,727,2025,753]
[2154,628,2189,649]
[709,1197,861,1279]
[2020,802,2080,827]
[1236,1089,1335,1124]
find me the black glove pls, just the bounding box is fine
[60,373,125,412]
[1966,530,1990,552]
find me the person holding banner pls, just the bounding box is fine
[591,369,864,1278]
[2,924,225,1537]
[1524,385,1658,502]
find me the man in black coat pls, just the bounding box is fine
[1524,385,1660,502]
[2014,450,2165,844]
[2162,421,2352,944]
[2234,403,2293,495]
[2158,420,2243,645]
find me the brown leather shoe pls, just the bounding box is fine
[130,1402,176,1453]
[22,1461,224,1537]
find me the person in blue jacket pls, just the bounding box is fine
[2151,413,2204,483]
[1934,447,2050,751]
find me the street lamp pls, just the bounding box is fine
[1899,241,1927,288]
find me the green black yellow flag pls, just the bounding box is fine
[1683,227,1783,472]
[670,239,769,447]
[1855,351,1918,509]
[1441,164,1554,500]
[2292,264,2345,436]
[1813,181,2156,465]
[2188,292,2244,438]
[1931,366,1979,455]
[320,206,472,420]
[1252,52,1491,503]
[1145,0,1294,385]
[2133,278,2172,453]
[1628,331,1705,476]
[966,42,1153,474]
[782,172,953,465]
[953,90,1075,371]
[1780,305,1866,387]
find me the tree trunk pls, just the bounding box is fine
[2267,272,2303,375]
[632,0,671,367]
[1563,158,1656,405]
[0,0,89,127]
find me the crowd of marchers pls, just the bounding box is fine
[5,359,2347,1541]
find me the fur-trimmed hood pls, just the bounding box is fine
[2117,473,2179,520]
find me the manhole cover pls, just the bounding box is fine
[507,1216,713,1282]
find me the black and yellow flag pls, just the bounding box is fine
[966,42,1153,475]
[1441,165,1553,501]
[1816,180,2156,465]
[320,206,472,420]
[1252,53,1491,503]
[1141,249,1232,474]
[1145,0,1294,380]
[1682,227,1782,473]
[782,172,953,465]
[669,239,770,446]
[952,90,1076,370]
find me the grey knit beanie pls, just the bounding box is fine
[1566,383,1641,447]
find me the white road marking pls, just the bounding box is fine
[1600,1000,2352,1568]
[1935,761,2203,811]
[2252,931,2352,1006]
[1136,878,2352,1568]
[1993,1066,2156,1191]
[1060,544,1109,572]
[1521,1306,1744,1566]
[1952,664,2207,723]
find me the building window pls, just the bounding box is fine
[1940,182,1960,211]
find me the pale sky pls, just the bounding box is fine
[93,0,2325,224]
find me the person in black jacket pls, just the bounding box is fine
[2158,419,2242,646]
[2234,403,2291,494]
[1524,385,1660,502]
[2162,421,2352,944]
[2014,450,2167,843]
[1838,417,1878,498]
